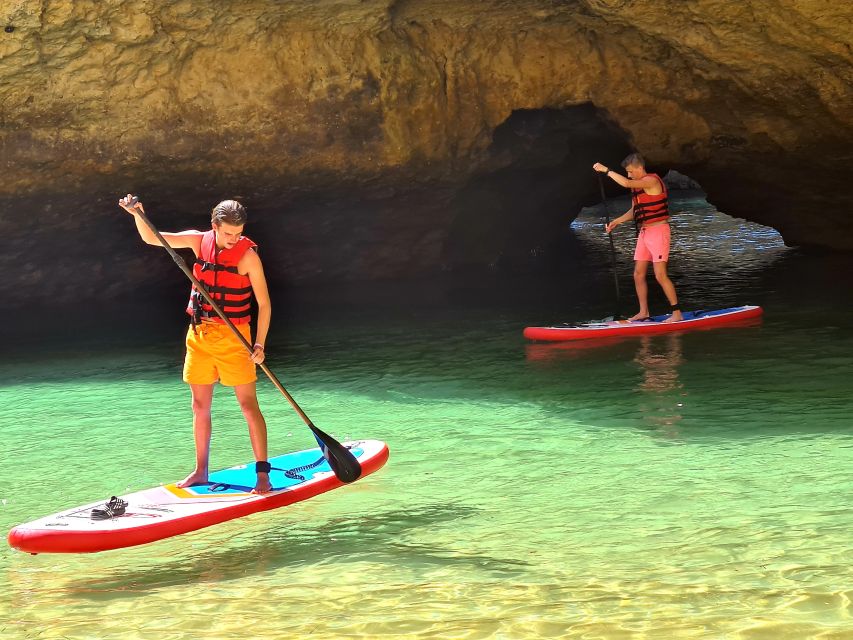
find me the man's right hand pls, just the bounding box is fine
[119,194,144,215]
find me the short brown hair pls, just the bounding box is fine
[621,153,645,168]
[211,200,247,226]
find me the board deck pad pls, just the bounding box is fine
[8,439,389,554]
[172,448,332,496]
[523,306,763,342]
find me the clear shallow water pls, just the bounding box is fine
[2,194,853,639]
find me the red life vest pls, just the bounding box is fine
[632,173,669,226]
[186,230,256,325]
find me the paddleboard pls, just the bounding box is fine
[8,439,389,554]
[523,305,763,342]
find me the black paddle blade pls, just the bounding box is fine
[310,424,362,483]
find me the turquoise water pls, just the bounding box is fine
[2,195,852,638]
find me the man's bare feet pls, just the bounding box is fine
[176,470,208,488]
[252,472,272,495]
[629,311,650,321]
[662,310,684,324]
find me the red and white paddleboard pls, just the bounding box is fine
[8,440,389,554]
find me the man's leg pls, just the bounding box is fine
[630,260,651,321]
[177,383,215,487]
[653,261,683,323]
[234,382,271,494]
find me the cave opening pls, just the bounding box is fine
[442,103,634,275]
[441,104,788,282]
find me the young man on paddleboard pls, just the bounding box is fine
[593,153,683,323]
[119,196,274,493]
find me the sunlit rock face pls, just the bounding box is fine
[1,1,851,308]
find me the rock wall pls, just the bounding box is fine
[1,0,851,308]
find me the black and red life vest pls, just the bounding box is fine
[632,173,669,226]
[186,230,256,325]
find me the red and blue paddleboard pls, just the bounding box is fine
[524,305,763,342]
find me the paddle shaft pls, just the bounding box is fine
[597,173,622,311]
[130,202,361,482]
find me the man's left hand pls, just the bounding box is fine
[250,344,265,364]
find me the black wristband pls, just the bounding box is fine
[255,461,271,474]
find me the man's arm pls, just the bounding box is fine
[241,249,271,363]
[608,173,658,191]
[118,195,203,253]
[591,164,659,191]
[605,205,634,234]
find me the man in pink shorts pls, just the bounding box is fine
[593,153,683,323]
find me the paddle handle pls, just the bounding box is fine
[596,174,622,310]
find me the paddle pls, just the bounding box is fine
[127,197,362,484]
[597,173,622,318]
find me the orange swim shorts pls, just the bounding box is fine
[634,223,671,263]
[183,322,257,387]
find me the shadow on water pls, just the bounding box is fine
[59,504,527,598]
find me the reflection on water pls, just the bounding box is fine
[525,333,689,435]
[524,336,631,363]
[634,334,684,394]
[633,334,686,437]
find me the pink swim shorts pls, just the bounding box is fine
[634,223,671,263]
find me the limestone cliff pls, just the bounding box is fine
[1,0,851,308]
